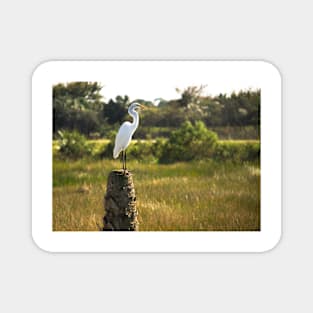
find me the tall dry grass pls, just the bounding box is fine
[53,159,260,231]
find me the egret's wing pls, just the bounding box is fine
[113,122,132,158]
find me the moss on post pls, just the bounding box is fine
[103,170,139,231]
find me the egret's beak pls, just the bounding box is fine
[139,104,146,110]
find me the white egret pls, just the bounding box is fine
[113,102,143,171]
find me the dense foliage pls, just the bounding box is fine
[53,82,260,140]
[56,130,92,159]
[213,141,260,163]
[159,121,218,163]
[54,129,260,164]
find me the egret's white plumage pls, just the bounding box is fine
[113,102,142,169]
[113,121,133,158]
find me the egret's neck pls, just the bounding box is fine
[129,109,139,132]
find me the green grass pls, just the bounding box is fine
[53,159,260,231]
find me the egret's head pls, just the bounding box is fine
[128,102,144,113]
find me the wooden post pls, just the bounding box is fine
[103,170,139,231]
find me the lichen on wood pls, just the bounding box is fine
[103,170,138,231]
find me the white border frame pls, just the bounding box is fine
[32,60,281,252]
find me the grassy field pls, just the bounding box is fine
[53,158,260,231]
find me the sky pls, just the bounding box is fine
[93,61,262,102]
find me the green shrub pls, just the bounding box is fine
[99,139,162,163]
[98,141,114,159]
[152,138,167,160]
[213,141,260,163]
[57,130,92,159]
[128,140,156,162]
[98,137,167,163]
[97,130,116,159]
[159,121,218,163]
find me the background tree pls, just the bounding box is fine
[53,82,104,136]
[176,85,207,107]
[53,82,103,111]
[101,95,129,125]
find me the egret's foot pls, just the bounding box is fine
[113,169,129,176]
[113,169,130,176]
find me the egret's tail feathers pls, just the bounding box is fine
[113,146,121,159]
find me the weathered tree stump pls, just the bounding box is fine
[103,170,138,231]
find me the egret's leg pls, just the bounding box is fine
[123,150,126,172]
[125,150,127,170]
[121,151,124,170]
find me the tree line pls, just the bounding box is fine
[53,82,260,139]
